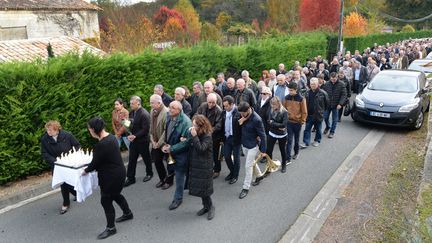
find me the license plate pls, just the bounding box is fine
[369,111,390,118]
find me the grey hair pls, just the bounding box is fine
[130,95,142,105]
[207,93,217,102]
[175,87,185,96]
[269,69,276,74]
[241,70,249,77]
[154,84,164,92]
[170,100,183,111]
[217,73,225,78]
[310,77,319,85]
[193,81,203,90]
[277,74,286,80]
[150,94,163,104]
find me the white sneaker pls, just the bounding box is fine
[312,141,320,147]
[299,143,308,149]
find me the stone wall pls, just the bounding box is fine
[0,10,99,41]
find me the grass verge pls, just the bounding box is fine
[363,114,428,241]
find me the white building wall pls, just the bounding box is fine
[0,10,99,41]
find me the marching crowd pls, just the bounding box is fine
[41,38,432,239]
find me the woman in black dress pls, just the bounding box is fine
[189,114,215,220]
[41,120,80,214]
[82,117,133,240]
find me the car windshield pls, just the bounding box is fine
[368,75,418,93]
[408,61,432,73]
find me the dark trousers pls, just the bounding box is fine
[201,196,212,209]
[266,135,287,165]
[286,122,302,161]
[303,115,322,144]
[224,136,241,178]
[127,142,152,179]
[213,140,222,173]
[151,148,166,182]
[61,183,76,206]
[101,191,131,228]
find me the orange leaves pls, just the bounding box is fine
[343,12,368,37]
[299,0,341,32]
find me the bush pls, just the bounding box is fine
[400,24,416,33]
[0,32,329,184]
[343,30,432,53]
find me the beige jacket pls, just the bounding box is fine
[150,106,168,148]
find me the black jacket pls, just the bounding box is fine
[235,88,256,108]
[130,107,150,143]
[353,66,368,84]
[41,130,80,169]
[180,98,192,117]
[305,88,329,121]
[240,111,266,152]
[85,134,126,194]
[338,77,351,100]
[267,109,288,136]
[188,133,213,197]
[197,103,223,141]
[162,93,173,107]
[221,107,241,144]
[322,80,347,109]
[255,98,271,133]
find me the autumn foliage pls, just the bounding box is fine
[153,6,187,30]
[299,0,341,31]
[344,12,368,37]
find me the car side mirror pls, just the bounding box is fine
[421,87,429,94]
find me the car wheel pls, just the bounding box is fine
[351,111,359,122]
[413,111,424,130]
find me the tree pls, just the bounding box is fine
[175,0,202,43]
[367,12,386,34]
[400,24,415,33]
[215,11,232,31]
[163,17,187,42]
[344,12,368,37]
[268,0,300,31]
[299,0,341,31]
[153,6,187,30]
[201,22,221,42]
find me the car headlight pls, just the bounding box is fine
[355,96,365,108]
[398,98,420,112]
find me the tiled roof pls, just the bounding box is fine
[0,0,101,11]
[0,36,106,63]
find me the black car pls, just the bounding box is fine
[351,70,430,129]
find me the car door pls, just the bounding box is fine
[419,73,429,112]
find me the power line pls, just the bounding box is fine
[379,11,432,23]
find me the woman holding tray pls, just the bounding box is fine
[41,120,80,214]
[82,117,133,240]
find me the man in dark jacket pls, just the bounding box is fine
[163,101,192,210]
[190,81,207,117]
[222,77,237,98]
[337,70,351,122]
[235,78,256,108]
[154,84,173,107]
[322,73,347,138]
[300,78,329,148]
[221,95,242,184]
[352,60,368,93]
[174,87,192,117]
[237,102,267,199]
[125,96,153,187]
[197,93,223,179]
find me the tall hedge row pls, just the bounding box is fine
[343,30,432,53]
[0,32,328,184]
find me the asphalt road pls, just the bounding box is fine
[0,117,371,243]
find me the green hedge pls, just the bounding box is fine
[343,30,432,53]
[0,31,328,184]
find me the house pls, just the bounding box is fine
[0,0,101,41]
[0,36,105,63]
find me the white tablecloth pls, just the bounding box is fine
[52,165,98,202]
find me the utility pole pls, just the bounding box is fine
[337,0,345,54]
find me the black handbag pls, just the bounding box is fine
[344,102,351,116]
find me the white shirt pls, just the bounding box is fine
[225,109,234,137]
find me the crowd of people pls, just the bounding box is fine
[40,38,432,239]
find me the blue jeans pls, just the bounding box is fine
[303,116,322,145]
[173,168,186,201]
[286,122,302,161]
[224,136,241,178]
[116,136,130,150]
[324,108,339,134]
